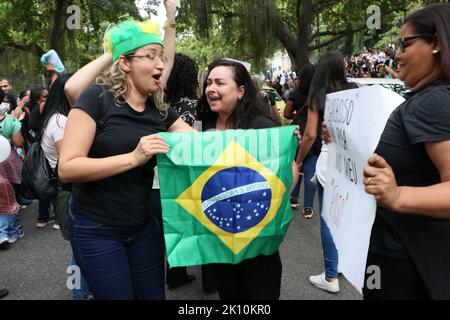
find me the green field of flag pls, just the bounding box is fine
[157,126,297,267]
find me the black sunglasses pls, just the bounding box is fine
[397,34,434,53]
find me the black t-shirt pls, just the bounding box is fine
[250,115,278,130]
[369,84,450,298]
[288,91,322,155]
[72,85,179,227]
[28,106,41,135]
[202,114,278,131]
[288,91,308,130]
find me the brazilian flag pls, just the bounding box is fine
[157,126,297,267]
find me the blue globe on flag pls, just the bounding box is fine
[201,167,272,233]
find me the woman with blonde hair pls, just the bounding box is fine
[59,0,193,299]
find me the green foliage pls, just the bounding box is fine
[176,31,270,72]
[178,0,282,71]
[1,0,445,86]
[0,0,141,80]
[182,0,436,69]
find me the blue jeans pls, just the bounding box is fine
[38,196,56,222]
[291,154,318,208]
[70,255,91,300]
[67,201,165,300]
[0,214,21,239]
[317,182,339,279]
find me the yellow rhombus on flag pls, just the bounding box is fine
[157,126,297,266]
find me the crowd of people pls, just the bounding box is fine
[1,2,450,300]
[345,46,399,79]
[265,46,401,104]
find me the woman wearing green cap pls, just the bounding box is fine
[59,0,193,300]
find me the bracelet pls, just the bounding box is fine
[164,22,176,30]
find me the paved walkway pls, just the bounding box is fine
[0,198,361,300]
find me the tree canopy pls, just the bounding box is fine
[0,0,443,83]
[0,0,140,77]
[178,0,442,71]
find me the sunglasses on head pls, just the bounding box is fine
[397,34,434,53]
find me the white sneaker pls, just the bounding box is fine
[309,273,339,293]
[0,237,9,246]
[303,208,314,219]
[7,230,24,244]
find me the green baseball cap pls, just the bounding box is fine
[105,19,163,62]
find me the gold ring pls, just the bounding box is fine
[367,177,372,185]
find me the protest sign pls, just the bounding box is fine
[322,85,405,288]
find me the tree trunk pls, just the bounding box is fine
[343,23,354,56]
[49,0,70,60]
[271,0,312,71]
[269,3,299,70]
[295,0,313,69]
[294,44,309,71]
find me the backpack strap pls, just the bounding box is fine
[292,104,307,123]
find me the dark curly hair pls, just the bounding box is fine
[29,87,47,112]
[198,59,280,129]
[165,53,199,105]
